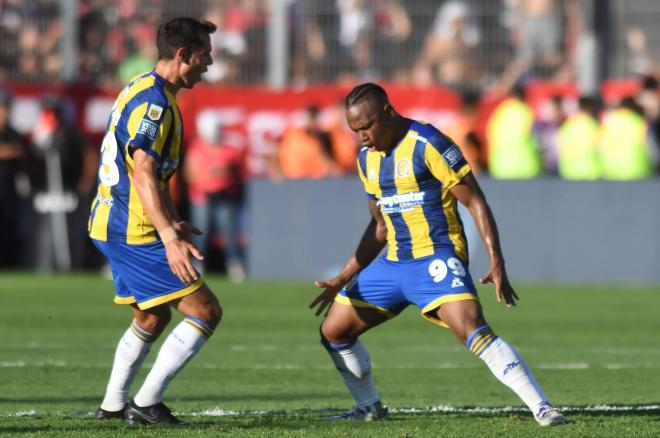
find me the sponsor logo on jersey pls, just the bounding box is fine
[396,158,412,178]
[138,119,158,140]
[95,192,114,206]
[377,191,426,213]
[147,104,163,120]
[442,145,462,169]
[368,169,376,180]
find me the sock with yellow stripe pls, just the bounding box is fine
[467,325,548,412]
[100,320,157,412]
[133,317,213,407]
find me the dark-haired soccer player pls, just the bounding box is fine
[310,83,566,426]
[88,17,221,425]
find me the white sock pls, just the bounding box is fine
[133,318,213,407]
[324,338,380,408]
[468,326,548,413]
[100,321,155,411]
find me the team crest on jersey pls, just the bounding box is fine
[147,104,163,120]
[396,158,412,178]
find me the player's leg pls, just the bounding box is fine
[128,284,221,423]
[321,257,406,421]
[97,303,171,419]
[437,300,566,426]
[321,301,390,420]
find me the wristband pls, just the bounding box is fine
[159,226,178,244]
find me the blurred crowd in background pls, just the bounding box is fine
[1,0,659,89]
[1,0,660,275]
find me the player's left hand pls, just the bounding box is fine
[309,276,348,317]
[480,262,519,308]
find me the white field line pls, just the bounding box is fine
[3,404,659,419]
[2,343,660,358]
[187,404,660,417]
[1,360,658,370]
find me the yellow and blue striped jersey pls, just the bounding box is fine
[88,70,183,244]
[357,119,472,262]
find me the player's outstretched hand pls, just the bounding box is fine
[310,276,348,317]
[164,238,203,285]
[479,263,519,308]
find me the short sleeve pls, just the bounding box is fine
[357,149,377,200]
[424,132,471,189]
[126,100,171,161]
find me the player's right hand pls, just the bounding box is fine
[165,238,203,284]
[309,277,347,317]
[479,262,519,308]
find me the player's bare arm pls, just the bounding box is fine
[450,172,519,307]
[132,148,201,284]
[162,184,203,242]
[310,199,387,316]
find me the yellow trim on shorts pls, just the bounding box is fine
[136,278,205,310]
[114,295,136,305]
[421,293,479,328]
[334,294,397,319]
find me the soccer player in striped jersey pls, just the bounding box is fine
[310,83,566,426]
[88,17,221,425]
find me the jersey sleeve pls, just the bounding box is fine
[424,131,471,189]
[126,99,172,161]
[356,148,377,200]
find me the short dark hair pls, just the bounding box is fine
[345,83,389,109]
[157,17,217,60]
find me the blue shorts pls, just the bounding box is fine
[92,239,204,310]
[337,251,478,327]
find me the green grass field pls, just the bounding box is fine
[0,273,659,437]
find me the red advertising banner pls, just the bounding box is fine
[3,80,641,177]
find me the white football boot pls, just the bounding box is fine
[325,400,389,421]
[535,404,567,426]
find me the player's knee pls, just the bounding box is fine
[135,308,171,336]
[197,300,222,328]
[320,324,358,352]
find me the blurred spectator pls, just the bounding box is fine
[202,0,267,84]
[289,0,327,87]
[336,0,376,81]
[412,1,481,87]
[29,95,90,272]
[561,0,598,95]
[278,105,340,179]
[557,95,601,180]
[533,95,565,173]
[444,91,484,172]
[486,86,542,179]
[626,27,657,77]
[496,0,562,92]
[599,97,654,180]
[184,117,246,282]
[635,75,660,161]
[323,101,359,173]
[117,24,157,84]
[372,0,411,80]
[0,90,29,267]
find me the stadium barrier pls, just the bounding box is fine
[248,177,660,285]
